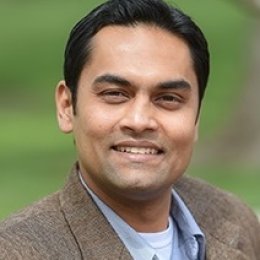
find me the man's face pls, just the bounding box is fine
[56,24,199,201]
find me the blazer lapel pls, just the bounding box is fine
[59,165,132,260]
[174,176,249,260]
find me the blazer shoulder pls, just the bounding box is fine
[0,192,80,259]
[0,192,61,230]
[175,175,258,223]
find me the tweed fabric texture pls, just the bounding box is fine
[0,165,259,259]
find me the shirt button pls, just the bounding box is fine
[189,238,198,259]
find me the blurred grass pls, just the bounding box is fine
[188,165,260,209]
[1,1,259,220]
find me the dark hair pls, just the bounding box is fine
[64,0,210,111]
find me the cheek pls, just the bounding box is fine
[165,114,197,145]
[88,114,110,135]
[75,105,118,141]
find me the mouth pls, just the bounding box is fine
[111,141,164,156]
[112,146,162,155]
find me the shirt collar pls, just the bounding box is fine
[171,190,205,259]
[171,189,204,237]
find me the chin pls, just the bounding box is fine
[110,177,170,201]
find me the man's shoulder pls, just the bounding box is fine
[0,191,80,259]
[0,192,61,231]
[175,175,257,221]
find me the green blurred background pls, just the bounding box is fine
[1,0,259,220]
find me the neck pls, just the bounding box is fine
[105,191,172,233]
[80,173,172,233]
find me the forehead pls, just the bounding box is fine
[91,24,192,63]
[82,24,197,89]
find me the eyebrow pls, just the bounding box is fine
[93,73,191,90]
[157,80,191,90]
[93,74,131,87]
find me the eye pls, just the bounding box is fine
[159,95,179,101]
[100,90,129,103]
[154,94,182,109]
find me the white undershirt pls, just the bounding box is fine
[138,217,174,260]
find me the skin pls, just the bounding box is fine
[56,24,199,232]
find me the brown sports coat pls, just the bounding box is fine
[0,165,259,259]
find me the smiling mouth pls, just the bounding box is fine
[112,146,163,155]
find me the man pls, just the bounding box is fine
[0,0,259,259]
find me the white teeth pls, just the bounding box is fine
[115,146,159,155]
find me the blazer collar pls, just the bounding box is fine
[58,164,132,259]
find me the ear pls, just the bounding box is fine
[194,116,200,142]
[55,81,74,133]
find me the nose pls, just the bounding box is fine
[119,96,159,134]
